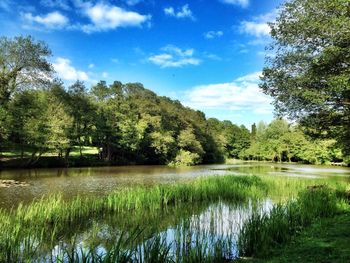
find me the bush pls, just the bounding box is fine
[168,150,200,167]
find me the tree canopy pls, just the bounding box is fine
[0,36,52,105]
[260,0,350,156]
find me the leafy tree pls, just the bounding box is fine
[0,36,52,105]
[7,89,49,161]
[260,0,350,156]
[68,81,95,156]
[45,83,74,159]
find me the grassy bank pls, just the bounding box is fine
[240,211,350,263]
[237,186,348,258]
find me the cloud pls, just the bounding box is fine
[204,31,223,39]
[53,57,89,81]
[22,11,69,29]
[88,63,95,69]
[78,2,151,33]
[185,72,273,115]
[203,52,222,61]
[220,0,249,8]
[0,0,12,11]
[40,0,71,10]
[240,21,270,37]
[125,0,142,5]
[164,4,194,20]
[235,71,261,82]
[102,72,108,78]
[149,45,201,68]
[240,11,276,37]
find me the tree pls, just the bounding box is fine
[0,36,52,105]
[260,0,350,157]
[45,83,74,160]
[7,89,49,162]
[68,81,95,156]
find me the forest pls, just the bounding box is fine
[0,36,347,167]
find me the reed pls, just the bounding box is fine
[0,174,347,261]
[237,186,341,257]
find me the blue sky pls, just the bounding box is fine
[0,0,285,128]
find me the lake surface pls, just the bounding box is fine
[0,162,350,208]
[0,162,349,209]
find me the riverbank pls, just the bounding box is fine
[239,211,350,263]
[1,156,349,170]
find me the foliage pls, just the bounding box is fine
[0,36,52,105]
[260,0,350,157]
[168,149,200,166]
[240,119,344,164]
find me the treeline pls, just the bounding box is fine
[1,80,345,166]
[0,80,252,166]
[0,36,347,167]
[241,120,344,165]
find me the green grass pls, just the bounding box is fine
[0,145,98,157]
[239,211,350,263]
[237,186,343,258]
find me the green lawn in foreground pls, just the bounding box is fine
[240,211,350,263]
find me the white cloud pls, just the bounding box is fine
[22,11,69,29]
[220,0,249,8]
[78,2,151,33]
[240,21,270,37]
[235,71,261,82]
[88,63,95,69]
[240,11,276,37]
[102,72,108,78]
[185,72,273,115]
[53,57,89,81]
[204,31,223,39]
[149,45,201,68]
[164,4,194,20]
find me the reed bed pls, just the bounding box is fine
[0,175,266,261]
[237,186,345,257]
[0,174,347,261]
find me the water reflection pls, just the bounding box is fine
[42,200,273,261]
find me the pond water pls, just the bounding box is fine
[1,162,349,261]
[0,162,349,208]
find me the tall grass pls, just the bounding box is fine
[0,175,267,261]
[237,186,342,257]
[54,228,235,263]
[0,174,347,261]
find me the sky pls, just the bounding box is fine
[0,0,285,128]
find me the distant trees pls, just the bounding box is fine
[260,0,350,157]
[240,119,343,164]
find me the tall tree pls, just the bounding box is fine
[260,0,350,156]
[0,36,52,105]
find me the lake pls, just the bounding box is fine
[0,162,349,209]
[1,162,349,261]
